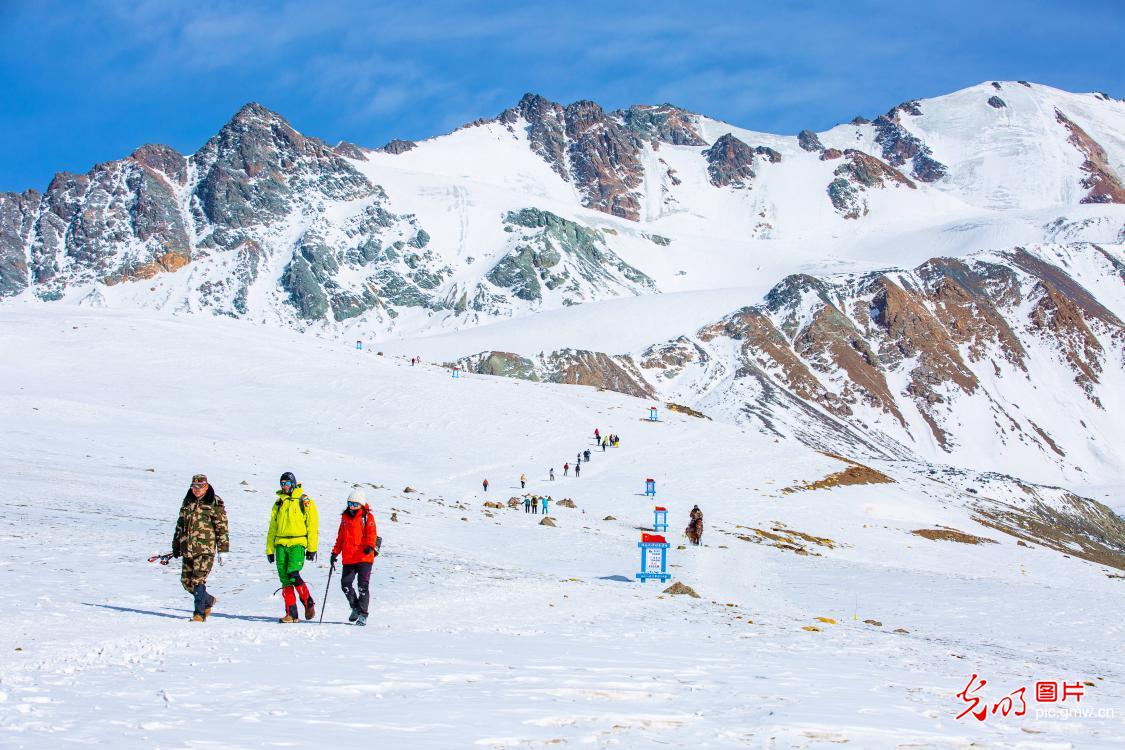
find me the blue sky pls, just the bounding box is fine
[1,0,1121,191]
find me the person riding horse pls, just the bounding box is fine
[686,505,704,545]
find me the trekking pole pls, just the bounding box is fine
[319,560,335,624]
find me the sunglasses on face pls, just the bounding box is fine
[190,482,207,490]
[347,501,360,507]
[280,481,294,488]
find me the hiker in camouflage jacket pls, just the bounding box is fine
[172,473,230,621]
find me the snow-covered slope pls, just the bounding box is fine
[1,306,1123,747]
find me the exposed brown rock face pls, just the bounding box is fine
[131,144,188,185]
[827,150,916,219]
[916,258,1026,369]
[501,94,708,220]
[26,145,194,294]
[703,134,756,188]
[334,141,369,160]
[564,101,646,219]
[1054,109,1125,204]
[837,150,916,189]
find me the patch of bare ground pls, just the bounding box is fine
[972,494,1125,571]
[783,452,895,492]
[911,527,997,544]
[730,523,839,556]
[665,402,711,419]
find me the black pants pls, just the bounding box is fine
[340,562,373,616]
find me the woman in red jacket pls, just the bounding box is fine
[330,488,378,626]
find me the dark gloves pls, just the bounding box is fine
[363,545,374,555]
[267,553,275,564]
[306,551,317,561]
[330,553,338,565]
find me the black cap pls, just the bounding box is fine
[280,471,297,485]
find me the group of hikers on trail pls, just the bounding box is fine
[521,494,552,513]
[170,471,380,626]
[548,428,621,481]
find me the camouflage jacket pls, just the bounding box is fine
[172,487,230,558]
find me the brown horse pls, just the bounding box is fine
[685,517,703,545]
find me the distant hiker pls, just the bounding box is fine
[520,473,526,489]
[576,452,582,464]
[483,478,489,493]
[172,473,229,622]
[410,357,416,366]
[575,462,581,478]
[532,496,539,514]
[686,505,704,546]
[563,463,569,477]
[330,488,378,627]
[583,449,591,462]
[601,439,607,452]
[594,428,600,442]
[523,496,531,513]
[549,468,555,481]
[267,472,320,623]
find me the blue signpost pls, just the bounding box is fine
[636,534,671,583]
[451,366,461,379]
[653,506,668,532]
[644,478,656,497]
[648,406,658,421]
[355,339,363,350]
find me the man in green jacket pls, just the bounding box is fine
[267,471,320,623]
[172,474,229,622]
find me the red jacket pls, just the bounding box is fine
[331,504,378,564]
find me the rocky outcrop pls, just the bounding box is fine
[828,150,915,218]
[987,96,1007,109]
[872,111,947,183]
[0,190,39,296]
[797,130,824,152]
[617,104,707,146]
[192,103,373,235]
[379,139,417,155]
[1054,109,1125,204]
[334,141,369,160]
[481,208,654,307]
[703,134,756,188]
[500,94,644,219]
[564,100,646,219]
[501,95,709,220]
[26,145,193,298]
[456,348,655,398]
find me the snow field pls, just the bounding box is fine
[0,306,1123,748]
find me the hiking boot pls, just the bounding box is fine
[279,603,300,623]
[204,596,217,619]
[303,598,316,621]
[348,606,360,623]
[355,614,367,627]
[191,613,205,622]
